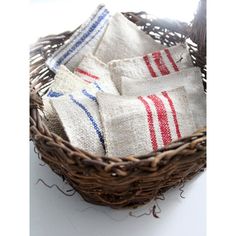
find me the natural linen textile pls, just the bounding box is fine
[94,12,165,63]
[42,99,69,140]
[42,65,88,139]
[97,87,196,157]
[74,53,115,90]
[109,44,193,92]
[121,67,206,128]
[50,89,106,156]
[48,65,88,95]
[43,65,118,139]
[46,5,110,72]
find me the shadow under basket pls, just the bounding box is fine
[30,1,206,209]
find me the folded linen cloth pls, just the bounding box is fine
[121,67,206,128]
[94,12,165,63]
[74,53,116,91]
[109,44,193,92]
[46,5,110,72]
[50,90,106,156]
[97,87,196,157]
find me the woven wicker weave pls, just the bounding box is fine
[30,0,206,208]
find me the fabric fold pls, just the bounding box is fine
[94,12,165,63]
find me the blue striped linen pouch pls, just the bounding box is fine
[43,65,119,140]
[50,82,115,155]
[46,4,111,72]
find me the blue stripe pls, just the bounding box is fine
[52,19,109,72]
[53,8,109,69]
[93,82,103,91]
[47,91,64,97]
[82,89,97,102]
[69,95,105,150]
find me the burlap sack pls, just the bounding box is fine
[121,67,206,128]
[94,12,165,63]
[97,87,196,157]
[109,44,193,92]
[51,92,105,156]
[74,53,118,94]
[46,5,110,72]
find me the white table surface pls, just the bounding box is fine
[30,1,206,235]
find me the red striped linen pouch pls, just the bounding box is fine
[47,65,118,96]
[73,53,116,91]
[94,12,165,63]
[43,65,119,140]
[97,87,196,157]
[109,44,193,92]
[121,67,206,129]
[50,89,106,156]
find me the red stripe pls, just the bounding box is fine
[152,51,170,75]
[164,48,179,72]
[74,68,99,80]
[147,95,172,146]
[162,91,181,139]
[143,55,157,77]
[83,79,91,84]
[138,96,158,151]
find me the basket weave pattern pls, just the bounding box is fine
[30,1,206,208]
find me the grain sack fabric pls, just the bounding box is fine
[94,12,165,63]
[42,98,68,140]
[121,67,206,128]
[46,5,110,72]
[50,91,106,156]
[48,65,88,95]
[48,64,119,96]
[42,65,88,138]
[74,53,117,94]
[97,87,196,157]
[43,64,119,140]
[109,44,193,92]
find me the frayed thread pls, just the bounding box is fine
[129,203,160,218]
[36,178,76,197]
[179,180,185,199]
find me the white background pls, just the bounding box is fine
[2,1,236,236]
[29,1,206,236]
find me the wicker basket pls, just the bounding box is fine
[30,0,206,208]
